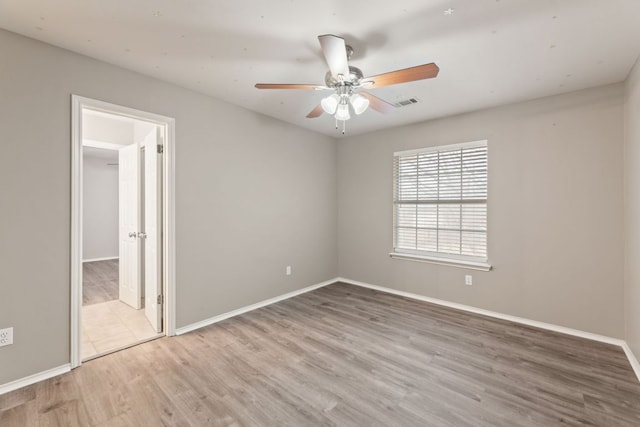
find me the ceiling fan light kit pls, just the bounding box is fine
[321,93,340,115]
[335,102,351,121]
[350,93,370,115]
[255,34,439,134]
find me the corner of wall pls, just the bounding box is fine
[624,54,640,358]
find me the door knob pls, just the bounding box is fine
[128,232,137,238]
[138,232,147,239]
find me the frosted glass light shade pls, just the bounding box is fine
[335,103,351,121]
[350,93,369,115]
[321,94,340,114]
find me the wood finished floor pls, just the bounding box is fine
[2,283,639,426]
[83,260,119,306]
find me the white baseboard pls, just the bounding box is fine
[0,364,70,396]
[621,342,640,383]
[338,277,640,383]
[338,277,625,346]
[176,275,640,383]
[83,256,118,263]
[175,278,339,336]
[4,278,638,396]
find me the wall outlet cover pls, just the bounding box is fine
[0,327,13,347]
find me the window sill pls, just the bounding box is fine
[389,252,492,271]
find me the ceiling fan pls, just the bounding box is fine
[255,34,439,133]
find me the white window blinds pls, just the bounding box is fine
[393,141,488,261]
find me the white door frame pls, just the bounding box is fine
[71,95,176,368]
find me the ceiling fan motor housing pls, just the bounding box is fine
[324,66,364,88]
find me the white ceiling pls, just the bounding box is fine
[83,110,135,146]
[2,0,640,138]
[83,146,118,162]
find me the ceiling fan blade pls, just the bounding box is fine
[360,92,396,114]
[318,34,351,79]
[306,104,324,118]
[363,63,439,89]
[255,83,327,90]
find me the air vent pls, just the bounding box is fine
[394,98,420,107]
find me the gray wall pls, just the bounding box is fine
[83,152,119,261]
[625,57,640,358]
[0,29,338,385]
[338,84,625,338]
[0,25,633,388]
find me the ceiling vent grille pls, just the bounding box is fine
[393,98,420,108]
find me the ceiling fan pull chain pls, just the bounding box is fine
[342,120,346,135]
[335,117,338,130]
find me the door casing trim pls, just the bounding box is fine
[71,95,176,368]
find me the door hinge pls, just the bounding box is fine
[157,144,164,154]
[157,294,163,305]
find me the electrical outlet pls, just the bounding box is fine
[465,275,473,286]
[0,327,13,347]
[286,266,292,276]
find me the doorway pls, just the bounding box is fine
[71,96,175,368]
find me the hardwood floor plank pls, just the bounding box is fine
[0,384,35,411]
[2,282,640,426]
[0,400,40,427]
[83,260,119,306]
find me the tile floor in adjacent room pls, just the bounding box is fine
[81,300,159,360]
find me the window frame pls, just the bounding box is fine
[390,140,491,271]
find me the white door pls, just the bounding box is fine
[118,143,141,309]
[143,128,163,332]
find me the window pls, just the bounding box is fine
[391,140,489,269]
